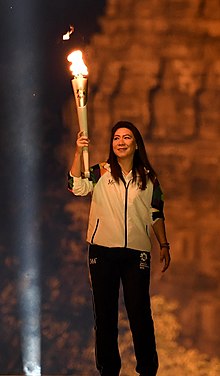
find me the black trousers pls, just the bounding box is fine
[88,244,158,376]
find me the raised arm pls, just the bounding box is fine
[68,131,92,196]
[70,131,90,177]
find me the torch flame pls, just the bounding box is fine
[67,50,88,76]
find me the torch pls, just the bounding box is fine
[67,50,90,178]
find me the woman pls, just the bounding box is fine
[68,121,171,376]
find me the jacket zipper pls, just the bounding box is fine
[91,219,99,243]
[124,180,132,248]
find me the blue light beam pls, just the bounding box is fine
[6,1,43,374]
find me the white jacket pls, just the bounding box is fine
[68,163,165,252]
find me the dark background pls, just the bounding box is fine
[1,1,220,375]
[0,1,106,373]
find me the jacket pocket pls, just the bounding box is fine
[91,219,99,243]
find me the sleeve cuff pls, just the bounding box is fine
[68,172,82,191]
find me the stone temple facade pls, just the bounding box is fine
[64,0,220,357]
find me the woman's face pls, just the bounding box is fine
[112,127,137,160]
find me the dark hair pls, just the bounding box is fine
[107,121,156,189]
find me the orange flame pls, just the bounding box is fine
[67,50,88,76]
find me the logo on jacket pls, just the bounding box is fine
[108,178,115,185]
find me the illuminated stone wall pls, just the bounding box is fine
[78,0,220,357]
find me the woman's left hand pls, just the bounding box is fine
[160,247,171,272]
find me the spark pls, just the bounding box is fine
[63,25,74,41]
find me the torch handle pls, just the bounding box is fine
[71,76,90,178]
[82,148,90,178]
[76,106,90,178]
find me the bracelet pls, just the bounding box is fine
[160,242,170,250]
